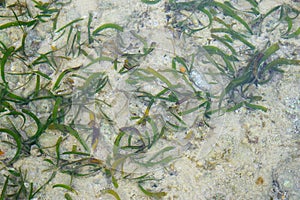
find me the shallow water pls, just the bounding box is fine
[0,0,299,199]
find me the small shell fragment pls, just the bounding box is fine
[189,69,211,91]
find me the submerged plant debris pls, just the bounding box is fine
[0,0,299,199]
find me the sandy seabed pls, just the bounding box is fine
[0,0,300,199]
